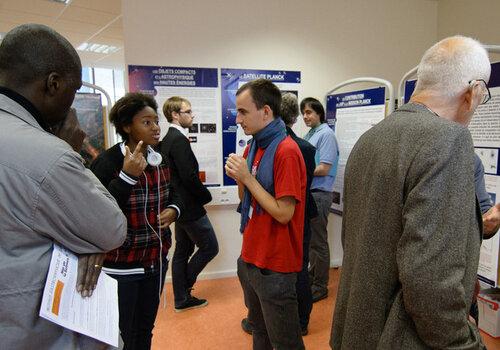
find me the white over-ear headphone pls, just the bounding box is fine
[120,142,162,167]
[146,146,162,167]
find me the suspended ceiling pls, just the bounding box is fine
[0,0,124,69]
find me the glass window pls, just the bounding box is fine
[78,67,94,93]
[113,69,126,103]
[94,67,114,106]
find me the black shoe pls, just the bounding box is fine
[241,318,253,335]
[312,290,328,303]
[174,296,208,313]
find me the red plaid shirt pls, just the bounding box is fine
[105,164,172,271]
[90,143,181,275]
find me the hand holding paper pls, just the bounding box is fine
[40,244,119,347]
[76,253,106,297]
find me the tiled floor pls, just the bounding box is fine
[152,269,500,349]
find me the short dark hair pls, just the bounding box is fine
[300,97,326,123]
[236,79,281,117]
[0,24,81,86]
[280,93,299,126]
[109,93,158,141]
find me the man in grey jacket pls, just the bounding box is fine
[0,24,127,349]
[331,36,491,349]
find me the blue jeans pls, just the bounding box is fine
[108,261,167,350]
[172,214,219,306]
[238,258,305,350]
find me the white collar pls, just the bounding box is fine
[169,123,189,138]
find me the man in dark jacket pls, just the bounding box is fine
[161,96,219,312]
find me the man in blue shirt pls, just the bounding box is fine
[301,97,339,302]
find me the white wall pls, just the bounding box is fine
[437,0,500,62]
[122,0,438,279]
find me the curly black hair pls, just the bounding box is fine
[109,92,158,141]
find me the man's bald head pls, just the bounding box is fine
[0,23,81,87]
[414,35,490,98]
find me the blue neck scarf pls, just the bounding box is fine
[239,118,287,233]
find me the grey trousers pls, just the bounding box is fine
[309,190,333,294]
[237,258,304,350]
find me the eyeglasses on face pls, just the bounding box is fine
[469,79,491,105]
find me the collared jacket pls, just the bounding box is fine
[332,103,484,349]
[0,93,127,349]
[161,126,212,222]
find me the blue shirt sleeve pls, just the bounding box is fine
[474,153,493,214]
[317,130,339,166]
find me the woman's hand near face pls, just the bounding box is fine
[122,140,147,177]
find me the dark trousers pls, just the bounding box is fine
[172,214,219,306]
[238,258,305,350]
[246,221,313,330]
[110,263,167,350]
[297,219,313,329]
[309,190,333,294]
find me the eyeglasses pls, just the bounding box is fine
[178,110,193,115]
[469,79,491,105]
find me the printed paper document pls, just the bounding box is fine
[39,244,119,347]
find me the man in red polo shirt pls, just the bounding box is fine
[225,79,306,350]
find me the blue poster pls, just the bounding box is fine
[404,79,417,105]
[128,65,222,187]
[128,65,218,94]
[221,69,301,186]
[489,61,500,88]
[326,87,386,130]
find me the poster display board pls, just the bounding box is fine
[72,93,105,167]
[128,65,222,186]
[471,62,500,286]
[402,62,500,286]
[325,87,386,214]
[221,68,301,186]
[404,79,416,105]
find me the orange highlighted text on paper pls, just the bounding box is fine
[51,280,65,316]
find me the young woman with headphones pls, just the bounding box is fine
[90,92,182,350]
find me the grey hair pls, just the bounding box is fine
[414,35,490,98]
[0,23,81,86]
[281,93,299,126]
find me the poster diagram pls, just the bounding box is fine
[474,62,500,286]
[128,65,222,186]
[326,87,386,214]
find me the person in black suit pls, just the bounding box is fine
[161,96,219,312]
[241,92,317,335]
